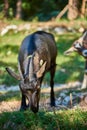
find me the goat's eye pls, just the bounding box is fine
[74,42,81,49]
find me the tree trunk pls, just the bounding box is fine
[81,0,86,18]
[3,0,9,18]
[16,0,22,19]
[67,0,79,20]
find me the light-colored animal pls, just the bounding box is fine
[64,31,87,89]
[64,31,87,58]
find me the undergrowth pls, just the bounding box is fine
[0,109,87,130]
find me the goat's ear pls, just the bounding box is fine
[36,61,47,78]
[6,67,21,80]
[64,46,77,55]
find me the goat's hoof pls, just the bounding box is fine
[20,107,26,111]
[20,105,29,111]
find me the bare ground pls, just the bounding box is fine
[0,82,87,113]
[0,97,87,113]
[0,100,20,113]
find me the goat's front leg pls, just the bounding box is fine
[20,93,28,110]
[81,60,87,89]
[50,64,56,106]
[19,83,29,110]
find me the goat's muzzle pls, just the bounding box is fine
[30,89,40,113]
[31,105,39,113]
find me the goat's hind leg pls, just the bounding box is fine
[50,64,56,106]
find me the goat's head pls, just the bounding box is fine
[64,31,87,59]
[19,78,41,113]
[6,54,46,113]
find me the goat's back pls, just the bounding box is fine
[19,31,57,61]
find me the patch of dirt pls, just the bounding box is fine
[0,82,87,113]
[0,98,87,113]
[0,100,20,113]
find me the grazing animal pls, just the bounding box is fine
[6,31,57,113]
[64,30,87,89]
[64,31,87,58]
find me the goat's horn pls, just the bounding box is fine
[6,67,21,80]
[77,31,87,45]
[29,57,34,81]
[82,31,87,40]
[64,46,76,55]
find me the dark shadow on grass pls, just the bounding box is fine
[0,44,19,55]
[0,73,19,86]
[0,60,17,68]
[0,91,21,102]
[0,61,18,85]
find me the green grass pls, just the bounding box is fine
[0,30,85,85]
[0,109,87,130]
[54,32,85,83]
[0,91,21,102]
[0,32,29,85]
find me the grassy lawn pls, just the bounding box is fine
[0,109,87,130]
[0,29,85,85]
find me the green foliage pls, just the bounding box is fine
[0,32,27,85]
[0,109,87,130]
[0,12,4,19]
[0,0,68,21]
[22,0,62,21]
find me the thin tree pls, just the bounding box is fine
[56,0,80,20]
[67,0,79,20]
[16,0,22,19]
[3,0,9,18]
[81,0,87,18]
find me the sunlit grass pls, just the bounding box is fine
[0,31,85,85]
[0,32,29,85]
[55,32,85,83]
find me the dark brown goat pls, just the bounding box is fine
[6,31,57,113]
